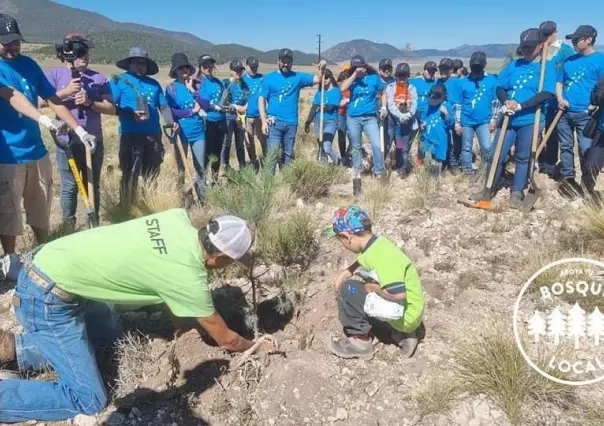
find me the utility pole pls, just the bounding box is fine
[405,42,412,63]
[317,34,322,62]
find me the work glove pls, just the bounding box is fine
[211,104,224,113]
[400,112,413,122]
[379,107,388,121]
[75,126,97,153]
[304,121,311,134]
[38,115,68,134]
[500,105,516,116]
[587,104,599,116]
[198,108,208,119]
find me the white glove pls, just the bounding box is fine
[75,126,96,152]
[38,115,68,134]
[400,112,413,122]
[500,105,515,116]
[379,107,388,120]
[198,109,207,118]
[212,104,224,112]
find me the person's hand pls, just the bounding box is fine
[134,111,148,122]
[504,100,518,111]
[500,105,515,116]
[354,67,367,79]
[365,283,381,293]
[38,115,68,134]
[379,107,388,120]
[304,121,311,133]
[192,102,201,114]
[75,126,96,153]
[65,78,81,96]
[235,105,246,114]
[558,97,570,110]
[400,112,412,122]
[262,119,269,136]
[317,59,328,72]
[454,123,462,135]
[489,119,496,132]
[341,98,350,106]
[439,105,448,117]
[172,122,180,133]
[213,104,225,113]
[420,123,426,130]
[74,90,91,107]
[198,108,207,119]
[334,269,353,290]
[185,77,196,92]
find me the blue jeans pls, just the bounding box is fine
[222,117,246,169]
[0,264,120,422]
[315,119,340,165]
[485,123,533,193]
[383,117,396,156]
[56,140,104,225]
[557,110,593,180]
[461,123,491,172]
[538,107,560,174]
[267,119,298,174]
[394,120,413,172]
[347,115,382,176]
[173,138,206,198]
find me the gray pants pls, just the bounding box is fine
[338,279,396,339]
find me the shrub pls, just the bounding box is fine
[282,157,346,201]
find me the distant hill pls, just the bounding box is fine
[323,39,403,63]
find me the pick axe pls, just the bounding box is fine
[522,41,550,212]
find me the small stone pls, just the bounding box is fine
[268,419,276,426]
[409,415,421,425]
[336,408,348,421]
[365,381,379,397]
[131,407,143,418]
[107,412,126,426]
[296,199,305,208]
[74,417,97,426]
[472,399,491,420]
[341,367,352,376]
[315,202,324,210]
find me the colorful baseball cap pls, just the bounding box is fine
[325,205,372,237]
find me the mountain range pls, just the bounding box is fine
[1,0,599,66]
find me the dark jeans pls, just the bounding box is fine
[56,137,104,224]
[558,110,593,180]
[582,130,604,193]
[338,280,393,337]
[394,120,414,172]
[119,133,164,203]
[538,107,560,174]
[222,117,246,169]
[485,123,533,193]
[205,120,226,181]
[446,130,463,169]
[383,117,396,156]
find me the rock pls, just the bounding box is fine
[490,408,504,420]
[131,407,143,418]
[472,398,491,421]
[296,199,305,208]
[408,415,421,425]
[106,412,126,426]
[365,381,379,397]
[73,414,97,426]
[341,367,353,376]
[316,202,324,210]
[336,408,348,421]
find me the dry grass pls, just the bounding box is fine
[453,322,575,425]
[579,201,604,253]
[409,157,442,209]
[113,331,154,398]
[360,178,393,222]
[414,378,461,417]
[281,157,346,201]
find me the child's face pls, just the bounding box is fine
[336,232,364,253]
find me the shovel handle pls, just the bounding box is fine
[485,115,510,191]
[166,125,201,204]
[536,109,564,159]
[86,149,95,214]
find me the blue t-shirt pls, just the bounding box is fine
[0,55,56,164]
[224,78,248,120]
[347,74,386,117]
[497,58,557,128]
[420,101,454,162]
[242,73,263,118]
[110,73,167,135]
[165,81,205,144]
[437,76,462,105]
[197,75,226,122]
[558,52,604,113]
[260,70,315,125]
[411,77,437,116]
[312,86,342,122]
[460,74,498,126]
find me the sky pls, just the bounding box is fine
[54,0,603,52]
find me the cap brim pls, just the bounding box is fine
[0,34,25,44]
[116,57,159,76]
[565,33,580,40]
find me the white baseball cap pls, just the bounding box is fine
[207,214,254,266]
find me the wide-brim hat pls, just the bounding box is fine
[169,52,195,79]
[116,46,159,76]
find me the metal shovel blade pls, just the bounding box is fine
[521,185,541,213]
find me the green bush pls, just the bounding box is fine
[258,211,318,268]
[282,157,346,201]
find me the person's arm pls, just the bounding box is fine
[339,68,365,92]
[196,313,254,352]
[409,85,418,117]
[0,86,43,121]
[519,91,556,110]
[304,104,318,128]
[591,76,604,107]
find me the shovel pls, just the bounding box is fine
[458,114,510,210]
[521,42,550,213]
[163,125,201,205]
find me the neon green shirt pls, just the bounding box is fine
[357,236,424,333]
[33,209,215,318]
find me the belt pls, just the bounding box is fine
[27,268,78,303]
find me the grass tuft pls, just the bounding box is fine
[113,331,153,398]
[414,378,461,417]
[361,178,393,222]
[281,157,346,201]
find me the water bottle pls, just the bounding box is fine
[136,96,149,121]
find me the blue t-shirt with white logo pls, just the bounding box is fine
[497,58,557,128]
[260,70,315,125]
[420,101,454,162]
[110,72,167,135]
[558,52,604,113]
[460,74,498,127]
[196,75,226,122]
[347,74,386,117]
[242,73,263,118]
[437,76,462,105]
[411,76,437,116]
[224,78,248,121]
[0,55,57,164]
[312,86,342,122]
[165,81,205,143]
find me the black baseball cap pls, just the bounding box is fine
[566,25,598,41]
[379,58,393,70]
[429,84,447,106]
[469,51,487,67]
[539,21,557,38]
[424,61,438,72]
[452,59,464,70]
[351,55,366,68]
[198,54,216,68]
[230,59,245,72]
[395,63,411,78]
[246,56,259,69]
[278,48,294,61]
[438,58,454,70]
[0,14,25,45]
[519,28,541,49]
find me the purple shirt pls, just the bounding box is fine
[45,67,110,139]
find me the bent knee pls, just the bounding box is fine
[338,279,364,299]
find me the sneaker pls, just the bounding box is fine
[0,330,15,364]
[329,336,374,361]
[509,191,525,209]
[470,188,492,202]
[391,330,420,358]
